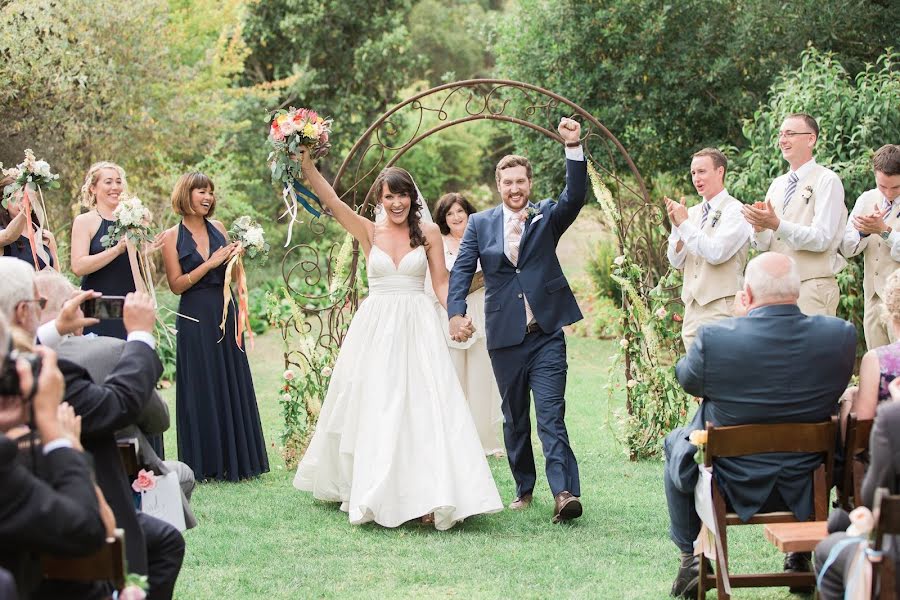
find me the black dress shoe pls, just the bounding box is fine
[783,551,813,593]
[670,552,700,598]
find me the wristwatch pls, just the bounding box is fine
[881,230,891,241]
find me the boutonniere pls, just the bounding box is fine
[525,206,539,220]
[799,185,813,204]
[710,209,722,228]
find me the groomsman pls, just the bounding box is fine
[742,113,847,316]
[665,148,751,350]
[840,144,900,350]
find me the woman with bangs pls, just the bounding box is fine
[291,150,502,530]
[160,173,269,482]
[70,162,133,338]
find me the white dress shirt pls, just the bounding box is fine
[750,158,846,254]
[37,320,156,350]
[666,189,751,268]
[840,192,900,261]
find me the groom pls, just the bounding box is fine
[448,117,587,523]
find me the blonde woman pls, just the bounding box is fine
[70,162,132,339]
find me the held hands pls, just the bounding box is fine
[449,314,475,343]
[664,196,689,227]
[741,200,779,232]
[853,207,890,236]
[123,291,156,335]
[55,289,101,336]
[558,117,581,144]
[206,242,239,268]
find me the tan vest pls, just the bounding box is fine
[769,164,846,281]
[682,195,749,306]
[855,189,900,300]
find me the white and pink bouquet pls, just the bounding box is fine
[1,150,59,268]
[101,195,154,248]
[266,107,333,244]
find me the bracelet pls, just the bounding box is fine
[187,273,194,285]
[565,141,582,148]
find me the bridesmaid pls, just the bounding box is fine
[70,162,132,339]
[0,176,59,270]
[160,172,269,481]
[433,193,504,457]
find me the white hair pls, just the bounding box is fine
[744,252,801,304]
[0,311,8,363]
[34,270,75,324]
[0,257,36,321]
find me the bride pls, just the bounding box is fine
[292,150,503,529]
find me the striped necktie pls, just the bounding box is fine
[507,212,534,324]
[700,202,711,229]
[782,172,799,213]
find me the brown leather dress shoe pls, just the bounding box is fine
[508,493,533,510]
[552,491,583,523]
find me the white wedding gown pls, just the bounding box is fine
[293,244,503,530]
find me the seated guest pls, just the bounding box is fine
[0,313,108,599]
[34,270,197,525]
[839,268,900,429]
[0,258,184,600]
[663,252,856,598]
[815,396,900,598]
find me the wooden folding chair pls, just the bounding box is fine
[698,419,836,599]
[837,414,873,511]
[871,488,900,600]
[117,439,141,481]
[42,528,127,594]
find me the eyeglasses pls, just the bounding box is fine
[777,131,815,140]
[21,298,47,310]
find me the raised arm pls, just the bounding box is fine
[0,198,27,246]
[549,118,587,239]
[298,151,374,255]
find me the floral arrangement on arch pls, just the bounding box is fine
[590,163,693,460]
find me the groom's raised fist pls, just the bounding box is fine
[558,117,581,144]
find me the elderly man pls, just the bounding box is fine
[662,252,856,598]
[666,148,751,350]
[34,270,197,524]
[742,114,847,316]
[0,257,183,600]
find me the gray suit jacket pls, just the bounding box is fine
[669,303,856,522]
[57,335,197,529]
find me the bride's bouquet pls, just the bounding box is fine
[101,194,157,298]
[1,149,60,269]
[266,107,332,245]
[220,215,268,351]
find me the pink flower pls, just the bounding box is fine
[307,110,318,122]
[270,122,285,142]
[119,586,147,600]
[673,313,683,323]
[655,307,667,319]
[283,369,295,381]
[131,469,157,493]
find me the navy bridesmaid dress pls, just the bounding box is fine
[175,220,269,481]
[81,217,134,339]
[3,232,53,270]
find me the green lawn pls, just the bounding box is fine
[161,333,812,599]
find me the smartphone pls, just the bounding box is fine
[82,296,126,320]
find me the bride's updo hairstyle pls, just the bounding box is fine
[373,167,426,249]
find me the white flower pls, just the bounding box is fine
[33,160,51,177]
[321,366,333,377]
[799,186,813,202]
[626,379,638,388]
[655,307,667,319]
[619,338,629,348]
[847,506,875,537]
[281,393,292,402]
[243,226,265,248]
[283,369,295,381]
[613,255,626,266]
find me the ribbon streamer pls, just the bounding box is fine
[281,177,323,247]
[218,251,254,351]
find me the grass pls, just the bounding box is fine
[160,333,813,599]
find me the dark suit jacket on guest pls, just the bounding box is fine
[0,434,106,598]
[670,303,856,522]
[59,340,163,575]
[447,158,587,350]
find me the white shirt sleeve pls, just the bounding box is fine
[36,321,63,350]
[675,202,751,265]
[666,226,686,269]
[43,438,74,455]
[840,195,871,258]
[564,145,585,161]
[774,173,845,252]
[127,331,156,350]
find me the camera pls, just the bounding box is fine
[82,295,126,320]
[0,350,43,396]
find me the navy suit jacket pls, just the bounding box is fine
[670,304,856,521]
[447,158,587,350]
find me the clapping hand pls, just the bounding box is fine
[664,196,689,227]
[853,206,890,236]
[449,314,475,343]
[146,231,167,254]
[741,200,779,232]
[558,117,581,144]
[57,402,83,452]
[207,242,238,268]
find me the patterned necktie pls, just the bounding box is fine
[507,212,534,324]
[782,172,799,213]
[700,202,711,229]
